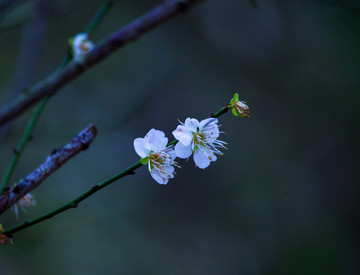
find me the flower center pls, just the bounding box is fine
[149,153,164,168]
[80,42,91,53]
[192,131,206,150]
[147,150,179,183]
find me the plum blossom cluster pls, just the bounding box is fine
[134,94,249,184]
[134,118,226,184]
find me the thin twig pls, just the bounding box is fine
[84,0,115,35]
[0,0,206,127]
[0,124,98,215]
[2,104,229,237]
[0,1,116,194]
[3,161,142,237]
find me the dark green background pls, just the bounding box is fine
[0,0,359,274]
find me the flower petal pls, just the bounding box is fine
[199,118,220,142]
[162,164,175,178]
[172,125,193,146]
[163,147,177,160]
[184,118,200,132]
[206,126,220,142]
[134,138,150,158]
[206,148,217,161]
[175,142,192,159]
[199,118,218,131]
[193,149,211,169]
[144,129,168,153]
[150,170,168,185]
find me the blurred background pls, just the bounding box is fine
[0,0,359,274]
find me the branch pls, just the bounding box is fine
[3,161,142,237]
[0,96,50,194]
[0,1,116,194]
[0,124,97,215]
[0,0,206,127]
[2,104,229,237]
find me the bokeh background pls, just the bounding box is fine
[0,0,359,274]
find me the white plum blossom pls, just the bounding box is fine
[134,129,178,185]
[172,118,227,169]
[72,33,94,59]
[14,192,36,220]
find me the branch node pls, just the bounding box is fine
[12,185,21,194]
[80,142,89,150]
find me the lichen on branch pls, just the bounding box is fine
[0,124,97,215]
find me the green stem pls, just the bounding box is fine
[212,106,229,118]
[0,96,50,193]
[0,1,116,194]
[3,162,142,236]
[3,104,231,236]
[84,1,116,35]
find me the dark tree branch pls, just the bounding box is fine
[0,124,97,215]
[0,0,205,127]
